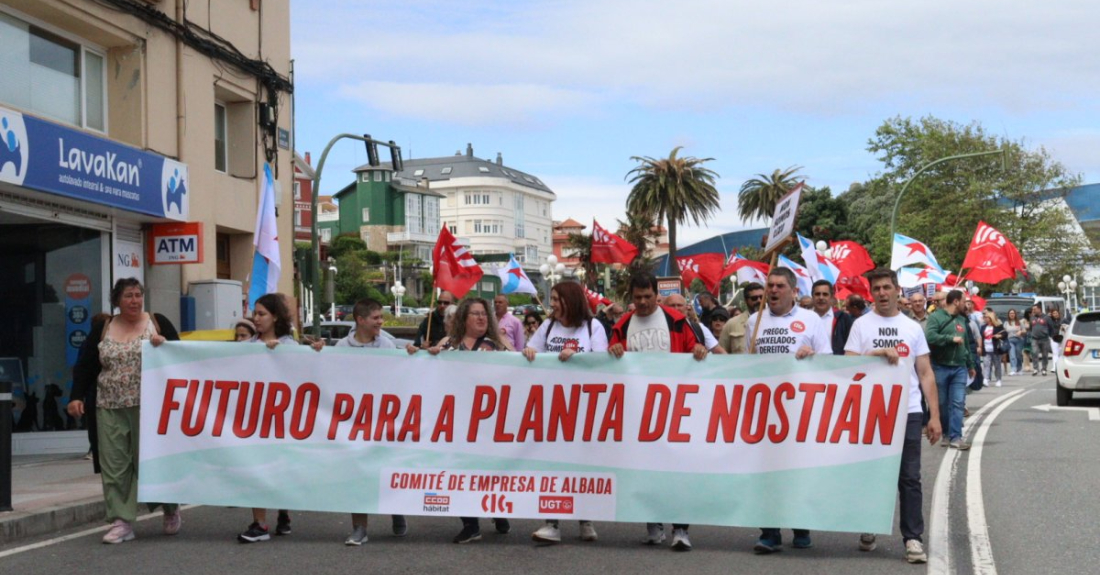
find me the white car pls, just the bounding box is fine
[1055,311,1100,406]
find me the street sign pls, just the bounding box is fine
[148,222,204,265]
[764,182,804,254]
[657,277,681,297]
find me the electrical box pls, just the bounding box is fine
[188,280,243,331]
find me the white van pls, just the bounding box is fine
[984,293,1065,320]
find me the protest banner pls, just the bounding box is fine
[139,343,911,533]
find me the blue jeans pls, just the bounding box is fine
[933,364,967,441]
[1008,337,1023,372]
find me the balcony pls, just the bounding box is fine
[387,230,437,244]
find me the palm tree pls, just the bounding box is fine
[565,232,595,288]
[625,147,721,279]
[737,165,803,223]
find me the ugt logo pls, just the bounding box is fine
[0,111,29,185]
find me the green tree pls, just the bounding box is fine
[737,166,802,223]
[329,234,367,258]
[843,115,1090,292]
[793,185,851,243]
[608,210,662,301]
[565,233,595,289]
[333,251,387,305]
[626,147,721,279]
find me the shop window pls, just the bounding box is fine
[214,85,257,178]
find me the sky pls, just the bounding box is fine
[290,0,1100,247]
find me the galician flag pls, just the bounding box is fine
[797,233,840,284]
[496,254,538,295]
[777,254,814,297]
[897,266,950,289]
[248,163,280,311]
[890,233,944,272]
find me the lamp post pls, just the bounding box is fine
[1058,274,1078,312]
[326,257,338,321]
[393,280,407,318]
[890,149,1007,242]
[576,266,587,285]
[539,255,565,304]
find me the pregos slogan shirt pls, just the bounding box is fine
[744,305,832,356]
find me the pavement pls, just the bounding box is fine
[0,453,104,545]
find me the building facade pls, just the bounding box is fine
[0,0,293,449]
[293,152,315,243]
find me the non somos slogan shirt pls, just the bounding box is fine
[526,318,609,353]
[843,311,930,414]
[744,305,832,356]
[625,310,671,352]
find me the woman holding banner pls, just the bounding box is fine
[416,297,512,542]
[522,281,605,544]
[68,278,181,544]
[237,293,322,543]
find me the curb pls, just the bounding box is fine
[0,497,106,546]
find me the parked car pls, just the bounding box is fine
[512,304,545,316]
[984,293,1064,320]
[1055,311,1100,406]
[414,307,431,315]
[310,321,413,347]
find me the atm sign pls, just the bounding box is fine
[149,222,204,265]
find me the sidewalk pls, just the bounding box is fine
[0,454,105,546]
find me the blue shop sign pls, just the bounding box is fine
[0,105,188,220]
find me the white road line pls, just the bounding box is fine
[928,388,1028,575]
[0,504,201,559]
[967,390,1031,575]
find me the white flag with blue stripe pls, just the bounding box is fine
[248,164,281,311]
[495,254,538,295]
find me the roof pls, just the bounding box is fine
[1065,183,1100,225]
[651,228,769,274]
[557,218,586,229]
[293,152,316,179]
[354,148,555,196]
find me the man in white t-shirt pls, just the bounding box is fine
[844,268,942,564]
[746,267,831,555]
[664,293,724,354]
[334,298,403,546]
[608,271,704,552]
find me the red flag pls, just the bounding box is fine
[829,240,875,275]
[969,294,986,311]
[961,221,1026,284]
[676,253,726,294]
[835,273,871,301]
[431,227,483,298]
[584,286,612,312]
[591,219,639,265]
[721,253,770,285]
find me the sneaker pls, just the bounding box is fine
[1042,370,1048,376]
[493,518,511,534]
[237,522,271,543]
[644,523,665,545]
[905,539,928,563]
[995,380,1002,387]
[83,450,93,460]
[392,515,408,537]
[275,512,291,535]
[532,523,561,543]
[102,519,134,544]
[941,438,949,447]
[163,509,182,536]
[792,534,813,549]
[453,524,481,544]
[579,521,598,542]
[1033,370,1039,376]
[345,525,368,546]
[754,536,781,554]
[949,440,971,450]
[670,528,692,551]
[859,533,877,551]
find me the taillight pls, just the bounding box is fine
[1064,339,1085,357]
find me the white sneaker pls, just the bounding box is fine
[579,521,598,541]
[531,523,561,543]
[644,523,665,545]
[102,519,135,544]
[995,380,1002,387]
[905,539,928,563]
[670,528,692,551]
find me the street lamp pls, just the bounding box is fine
[392,280,407,318]
[326,257,338,321]
[575,266,586,284]
[1058,274,1078,311]
[890,149,1006,242]
[539,255,565,303]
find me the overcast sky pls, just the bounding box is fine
[290,0,1099,246]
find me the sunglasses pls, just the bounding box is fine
[747,295,763,301]
[438,301,454,305]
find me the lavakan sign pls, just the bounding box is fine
[149,222,204,264]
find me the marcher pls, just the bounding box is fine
[608,272,705,551]
[522,310,544,345]
[696,292,720,327]
[523,282,606,544]
[494,294,524,351]
[707,307,730,342]
[745,268,832,554]
[666,293,725,354]
[1050,308,1067,365]
[719,282,764,354]
[413,291,455,348]
[337,298,407,545]
[980,310,1006,387]
[908,293,929,329]
[925,291,976,450]
[234,318,257,341]
[72,313,112,473]
[845,268,942,564]
[237,293,323,543]
[1028,304,1053,376]
[68,278,181,544]
[413,298,511,543]
[810,279,854,355]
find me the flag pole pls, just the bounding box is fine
[424,287,438,348]
[749,238,789,353]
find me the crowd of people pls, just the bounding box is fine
[67,271,1066,563]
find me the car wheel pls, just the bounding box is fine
[1056,380,1072,407]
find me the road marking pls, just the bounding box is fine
[928,388,1028,575]
[1030,403,1100,420]
[0,504,201,559]
[967,390,1031,575]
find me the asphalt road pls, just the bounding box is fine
[3,373,1096,575]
